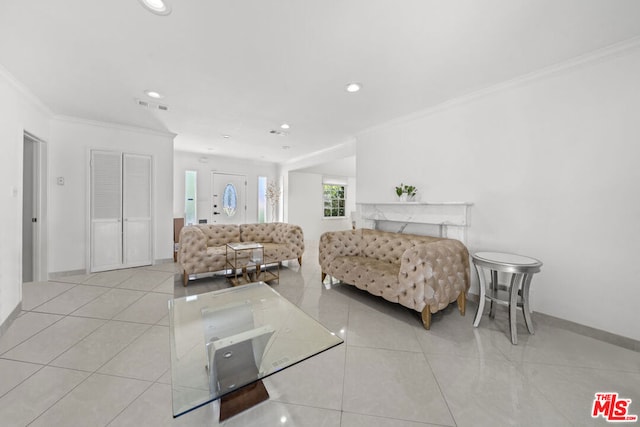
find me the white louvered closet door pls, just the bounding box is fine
[123,153,152,267]
[90,150,153,272]
[91,150,123,272]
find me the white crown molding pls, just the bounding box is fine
[173,149,278,166]
[0,63,176,139]
[280,138,356,168]
[358,35,640,137]
[52,114,177,139]
[0,63,54,117]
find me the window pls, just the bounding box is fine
[323,184,346,218]
[222,183,237,217]
[257,176,267,223]
[185,170,197,225]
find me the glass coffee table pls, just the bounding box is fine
[169,281,343,421]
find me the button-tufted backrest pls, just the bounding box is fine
[240,223,276,243]
[195,224,240,247]
[273,223,304,250]
[360,229,442,264]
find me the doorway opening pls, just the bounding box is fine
[22,132,47,283]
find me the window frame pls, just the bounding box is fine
[257,176,267,223]
[184,170,197,225]
[322,183,347,219]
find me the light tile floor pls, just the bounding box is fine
[1,246,639,426]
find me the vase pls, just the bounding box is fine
[399,194,407,202]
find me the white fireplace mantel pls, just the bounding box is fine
[356,202,472,243]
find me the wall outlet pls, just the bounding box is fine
[57,177,64,185]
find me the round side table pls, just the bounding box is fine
[471,252,543,345]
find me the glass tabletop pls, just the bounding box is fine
[227,242,263,251]
[168,282,343,417]
[474,251,542,266]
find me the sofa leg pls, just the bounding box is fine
[298,256,302,266]
[457,292,466,316]
[321,272,326,282]
[183,271,189,287]
[421,306,432,330]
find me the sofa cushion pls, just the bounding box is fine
[360,229,441,265]
[240,223,275,243]
[262,242,292,264]
[196,224,240,247]
[330,256,399,299]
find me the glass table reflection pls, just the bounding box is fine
[169,281,343,420]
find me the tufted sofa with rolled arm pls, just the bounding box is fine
[179,223,304,286]
[319,229,469,329]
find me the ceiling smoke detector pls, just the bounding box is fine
[135,98,169,111]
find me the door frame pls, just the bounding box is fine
[23,131,48,282]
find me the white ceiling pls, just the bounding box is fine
[295,156,356,177]
[2,0,640,164]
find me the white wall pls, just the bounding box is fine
[280,141,356,224]
[49,118,175,273]
[173,151,278,224]
[356,45,640,340]
[0,68,50,327]
[288,172,356,243]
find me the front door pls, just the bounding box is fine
[211,173,246,224]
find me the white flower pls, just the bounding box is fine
[266,182,281,206]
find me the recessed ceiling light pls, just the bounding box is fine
[345,82,362,93]
[222,134,231,139]
[138,0,171,16]
[144,90,164,99]
[282,145,291,150]
[280,123,290,130]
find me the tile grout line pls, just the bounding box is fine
[0,360,46,400]
[0,314,67,357]
[103,380,156,427]
[340,297,351,419]
[29,282,116,317]
[415,326,459,427]
[20,276,166,426]
[513,360,578,427]
[25,282,81,313]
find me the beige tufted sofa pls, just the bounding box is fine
[319,229,469,329]
[179,223,304,286]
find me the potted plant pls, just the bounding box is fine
[404,185,417,201]
[395,184,404,198]
[394,183,418,201]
